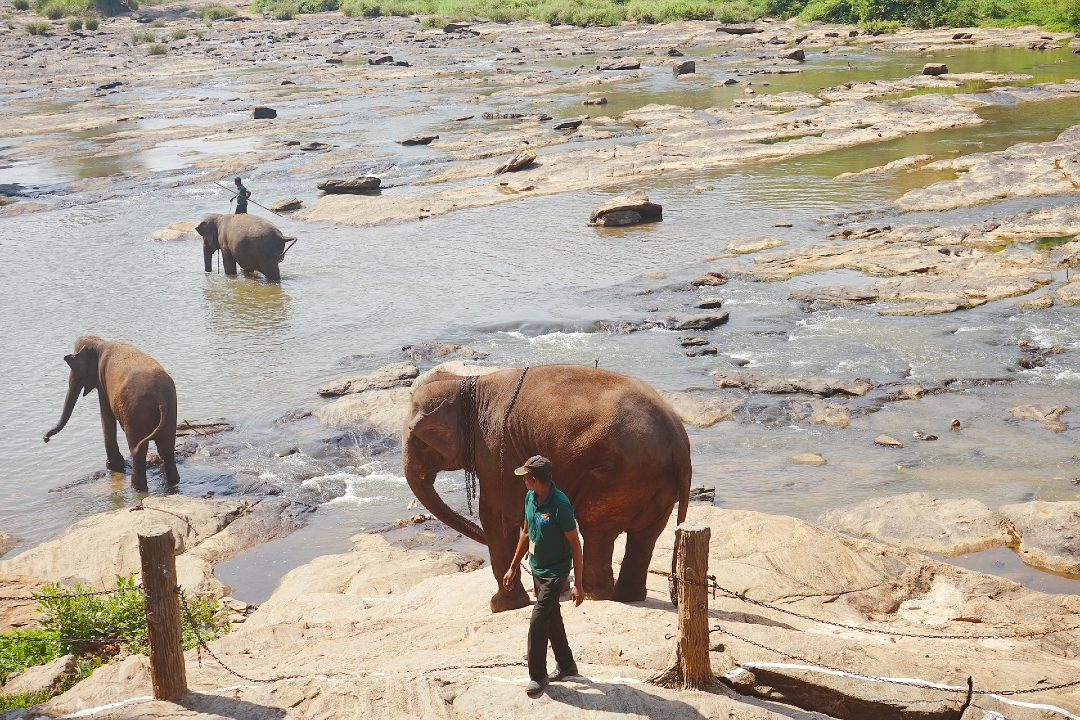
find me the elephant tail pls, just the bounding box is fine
[134,399,170,460]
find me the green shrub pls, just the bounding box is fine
[147,41,166,53]
[13,0,29,10]
[24,18,47,30]
[64,14,79,26]
[270,1,296,17]
[251,0,334,13]
[342,0,380,15]
[84,15,97,26]
[41,1,62,17]
[200,3,234,18]
[170,26,185,36]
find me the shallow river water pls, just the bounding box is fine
[5,33,1080,601]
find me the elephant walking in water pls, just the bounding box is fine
[197,213,295,282]
[403,364,692,613]
[44,337,179,492]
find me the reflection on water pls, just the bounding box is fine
[202,274,292,335]
[939,546,1080,595]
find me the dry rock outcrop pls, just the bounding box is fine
[0,496,308,598]
[1000,501,1080,574]
[818,493,1014,556]
[36,505,1080,720]
[714,370,874,397]
[1,654,77,700]
[0,573,47,632]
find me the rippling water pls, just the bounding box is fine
[5,38,1080,600]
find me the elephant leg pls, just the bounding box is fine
[614,511,670,602]
[483,506,530,613]
[581,527,617,600]
[98,394,125,472]
[221,248,238,275]
[158,438,180,485]
[263,262,280,282]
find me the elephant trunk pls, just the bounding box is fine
[44,373,81,442]
[203,244,215,273]
[407,471,487,545]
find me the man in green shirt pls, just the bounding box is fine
[231,176,250,214]
[502,455,584,697]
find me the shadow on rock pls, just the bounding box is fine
[176,692,286,719]
[546,677,710,718]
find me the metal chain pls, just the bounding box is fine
[649,569,1080,641]
[0,635,141,644]
[460,375,479,516]
[424,661,526,674]
[0,585,143,603]
[497,367,529,485]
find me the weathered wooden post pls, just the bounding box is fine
[138,526,188,700]
[648,522,720,691]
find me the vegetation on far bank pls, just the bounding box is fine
[0,576,227,712]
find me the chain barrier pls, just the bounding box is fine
[130,501,202,541]
[0,585,143,603]
[424,661,526,674]
[649,569,1080,641]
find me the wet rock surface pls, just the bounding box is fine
[316,177,381,194]
[714,371,874,397]
[1000,501,1080,574]
[589,190,663,227]
[317,361,419,397]
[819,493,1013,556]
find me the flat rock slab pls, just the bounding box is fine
[665,312,729,331]
[396,135,438,146]
[596,59,640,71]
[1000,501,1080,574]
[791,452,827,465]
[1015,293,1053,309]
[1056,280,1080,305]
[818,492,1012,556]
[314,386,412,440]
[1009,403,1068,431]
[317,177,381,194]
[725,237,784,254]
[317,361,419,397]
[270,198,304,212]
[1,654,76,698]
[659,392,745,427]
[790,285,878,305]
[716,25,762,34]
[589,190,662,226]
[874,434,905,447]
[714,370,874,397]
[145,220,199,242]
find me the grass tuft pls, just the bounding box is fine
[24,18,47,30]
[170,26,186,37]
[199,3,235,18]
[147,41,166,53]
[84,15,97,27]
[13,0,30,9]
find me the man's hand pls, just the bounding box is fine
[502,566,517,591]
[571,582,584,607]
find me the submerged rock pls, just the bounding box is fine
[589,190,662,227]
[790,452,827,465]
[874,434,905,448]
[317,177,381,194]
[819,493,1013,556]
[1009,404,1068,431]
[725,237,784,254]
[1016,293,1054,309]
[0,531,15,558]
[1000,501,1080,574]
[397,135,438,146]
[315,386,412,440]
[401,342,488,361]
[787,399,850,427]
[714,371,874,397]
[318,361,419,397]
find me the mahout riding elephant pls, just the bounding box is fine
[403,364,692,613]
[196,213,295,282]
[43,336,179,492]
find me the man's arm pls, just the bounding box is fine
[502,521,529,590]
[565,529,584,606]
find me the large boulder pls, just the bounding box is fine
[145,220,199,242]
[317,361,419,397]
[589,190,662,227]
[1,654,77,699]
[818,493,1014,556]
[922,63,949,76]
[1000,501,1080,574]
[317,177,381,194]
[664,312,729,331]
[314,387,413,440]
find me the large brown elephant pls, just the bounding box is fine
[403,364,692,612]
[197,213,295,282]
[43,337,179,491]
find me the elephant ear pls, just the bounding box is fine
[407,401,460,463]
[65,346,97,395]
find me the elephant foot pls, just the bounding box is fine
[490,585,530,613]
[106,457,127,472]
[612,585,648,603]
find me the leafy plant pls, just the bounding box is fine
[84,15,97,26]
[13,0,29,9]
[24,18,48,31]
[65,14,79,27]
[41,1,62,17]
[271,1,296,17]
[200,3,235,18]
[147,41,166,53]
[170,26,185,36]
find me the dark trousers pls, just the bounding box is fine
[528,574,575,682]
[234,206,247,214]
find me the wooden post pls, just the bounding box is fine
[648,522,720,692]
[138,526,188,701]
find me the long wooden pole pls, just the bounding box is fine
[211,180,284,217]
[648,522,720,692]
[139,526,188,701]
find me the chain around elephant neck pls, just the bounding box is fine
[498,367,529,486]
[460,375,479,516]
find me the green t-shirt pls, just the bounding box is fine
[525,483,577,579]
[235,185,248,209]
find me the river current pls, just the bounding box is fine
[4,35,1080,601]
